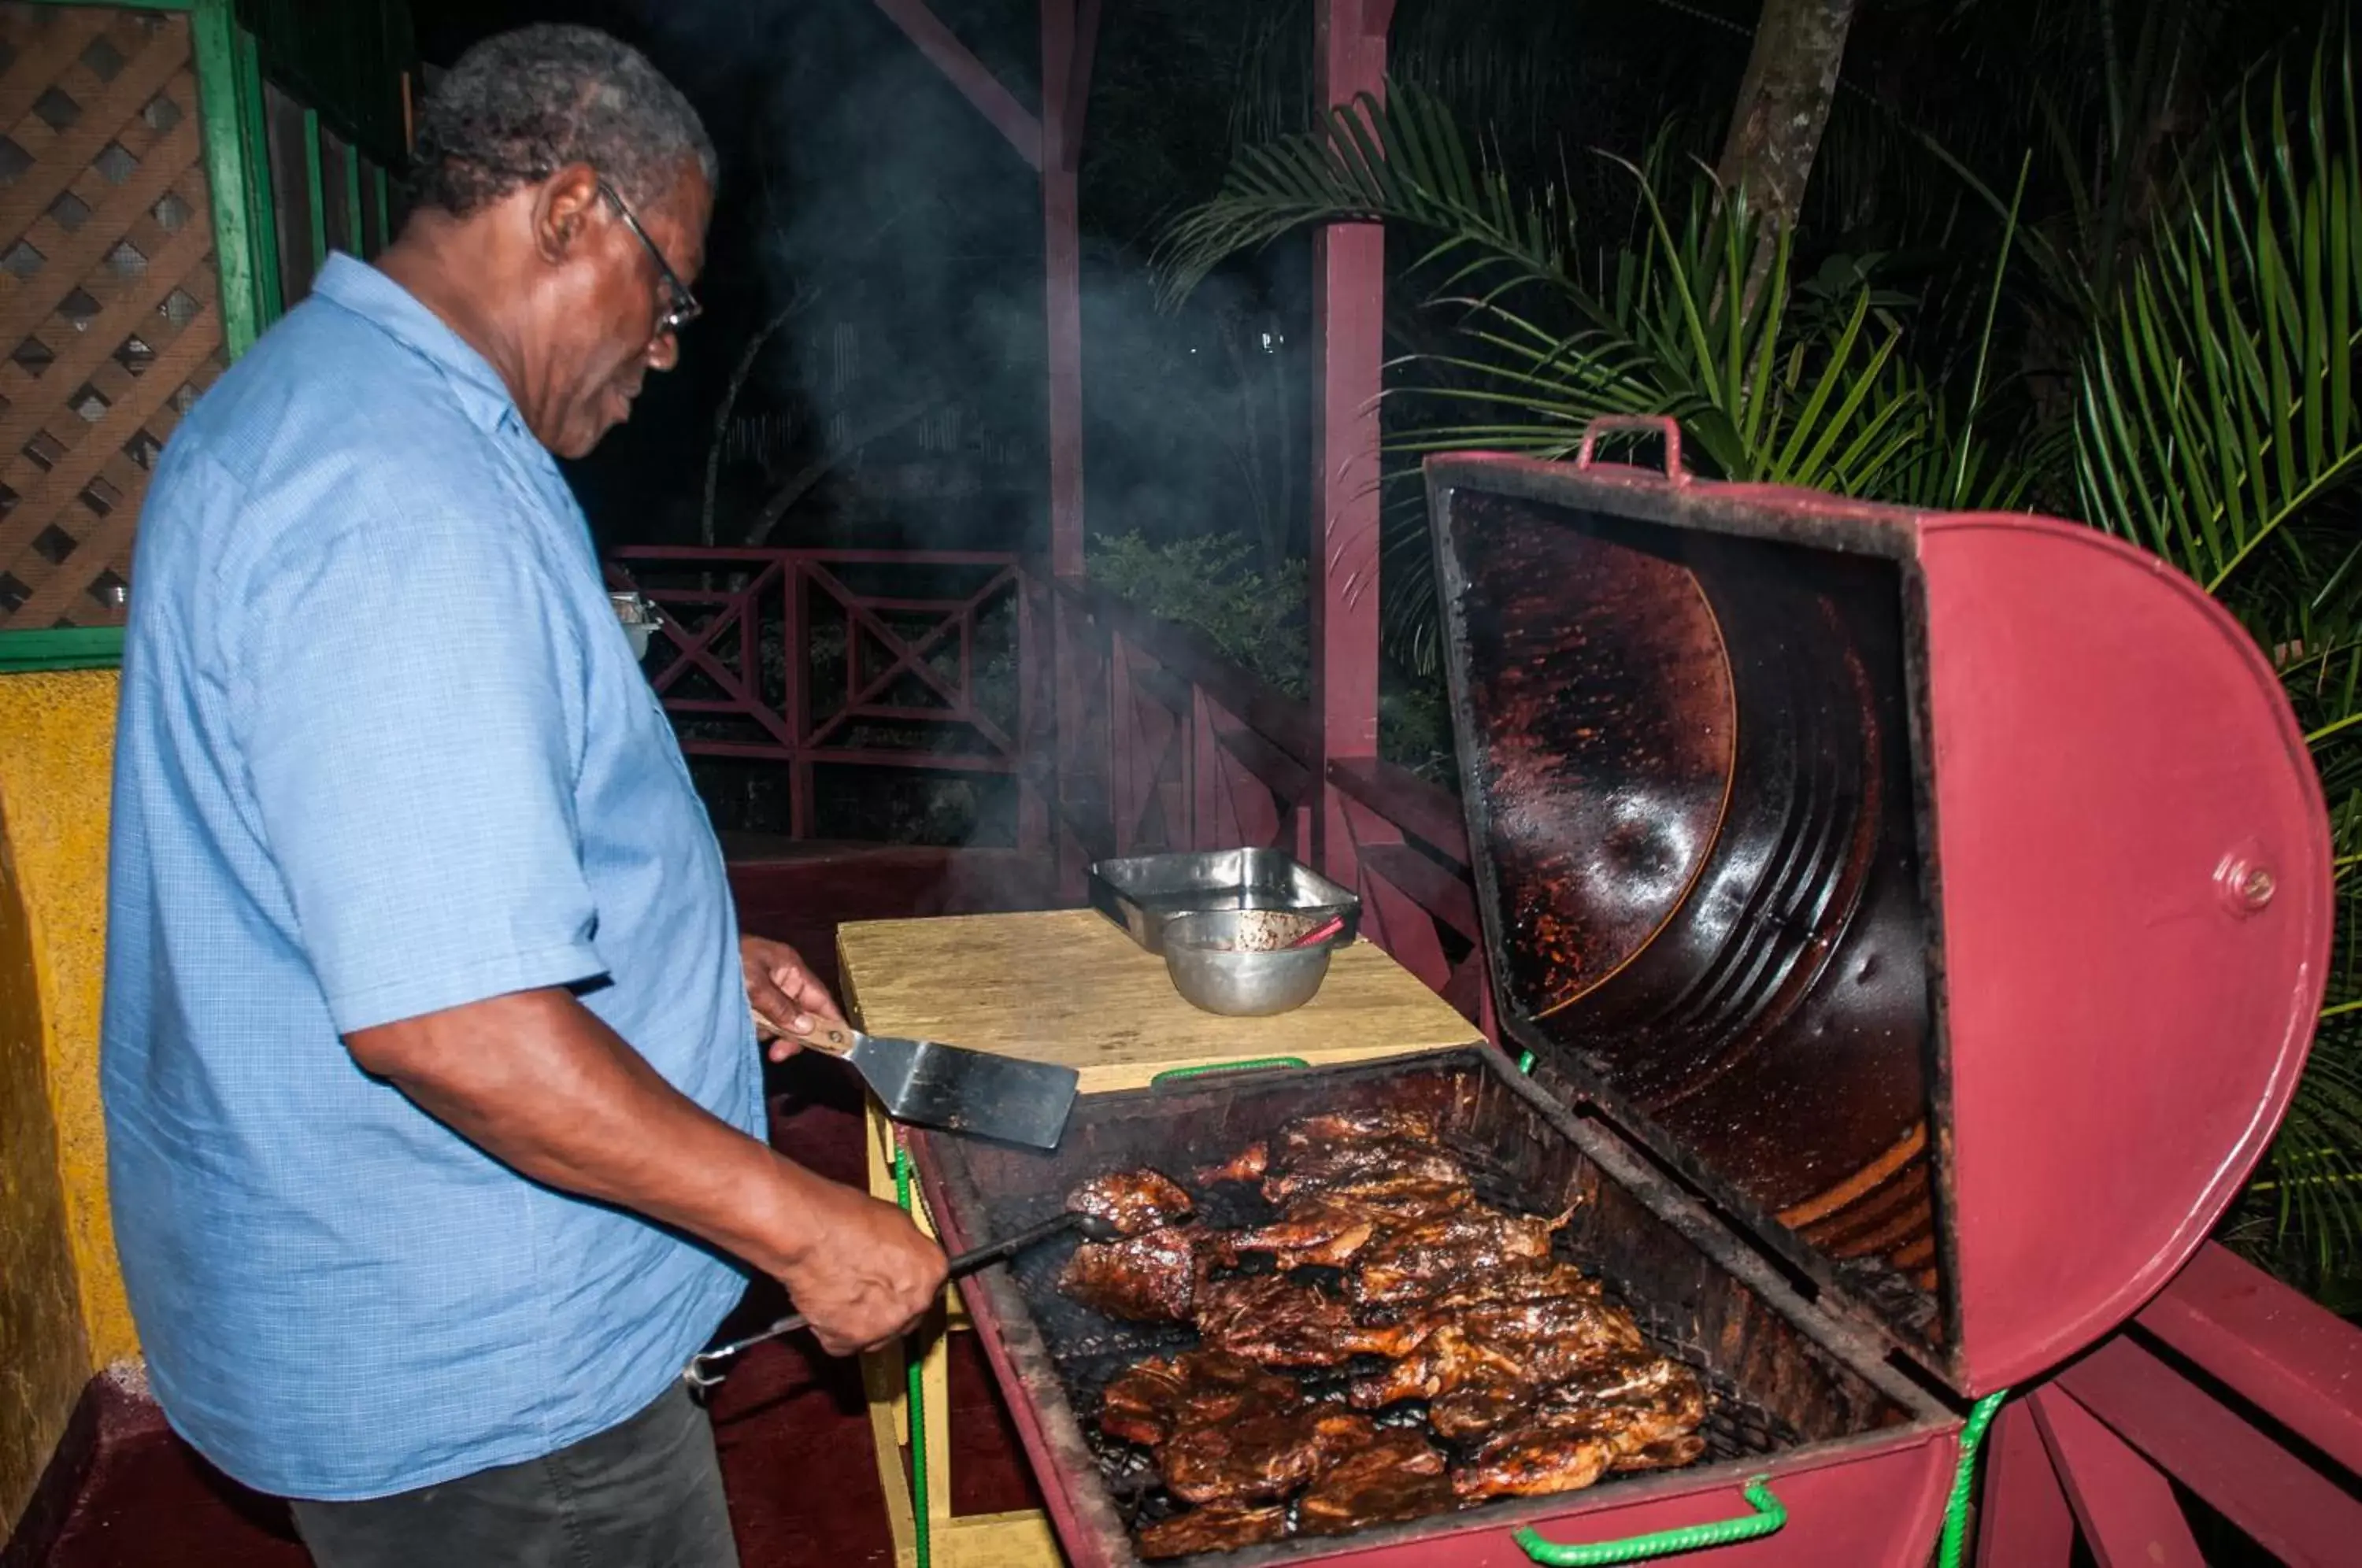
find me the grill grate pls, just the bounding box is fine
[990,1156,1803,1538]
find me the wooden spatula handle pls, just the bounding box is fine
[750,1006,858,1058]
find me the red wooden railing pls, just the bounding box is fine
[611,545,1051,849]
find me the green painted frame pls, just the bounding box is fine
[236,22,281,324]
[343,136,364,257]
[300,104,325,272]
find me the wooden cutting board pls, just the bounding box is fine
[835,908,1484,1093]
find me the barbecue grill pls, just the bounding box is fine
[911,420,2333,1566]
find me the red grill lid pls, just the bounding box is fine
[1423,434,2331,1395]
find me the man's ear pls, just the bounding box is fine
[531,163,602,264]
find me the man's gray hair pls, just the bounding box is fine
[409,24,716,219]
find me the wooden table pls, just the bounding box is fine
[837,908,1483,1568]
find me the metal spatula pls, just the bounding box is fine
[779,1014,1080,1150]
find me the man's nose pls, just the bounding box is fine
[646,331,679,372]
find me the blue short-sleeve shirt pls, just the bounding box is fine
[100,254,762,1501]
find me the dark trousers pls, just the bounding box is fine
[287,1385,739,1568]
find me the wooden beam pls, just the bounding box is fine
[1060,0,1102,171]
[2030,1388,2205,1568]
[868,0,1043,169]
[1310,0,1390,890]
[2136,1244,2362,1477]
[1040,0,1085,577]
[2057,1334,2362,1566]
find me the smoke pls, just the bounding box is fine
[618,0,1313,875]
[632,0,1308,560]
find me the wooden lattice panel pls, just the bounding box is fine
[0,4,225,629]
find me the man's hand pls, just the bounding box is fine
[741,934,843,1060]
[348,987,946,1361]
[770,1179,950,1355]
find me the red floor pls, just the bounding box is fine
[20,849,1066,1568]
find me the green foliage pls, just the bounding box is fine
[1087,531,1310,697]
[1086,531,1457,782]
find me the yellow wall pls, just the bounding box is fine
[0,669,133,1375]
[0,789,91,1537]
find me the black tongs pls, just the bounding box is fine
[683,1207,1120,1390]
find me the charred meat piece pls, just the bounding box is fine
[1271,1107,1441,1153]
[1426,1381,1535,1443]
[1162,1401,1377,1506]
[1215,1176,1475,1273]
[1350,1205,1565,1304]
[1061,1226,1201,1322]
[1098,1352,1299,1448]
[1449,1365,1711,1501]
[1264,1137,1467,1204]
[1450,1420,1623,1501]
[1613,1434,1709,1473]
[1195,1108,1445,1193]
[1407,1256,1601,1312]
[1194,1273,1431,1369]
[1347,1297,1651,1408]
[1195,1142,1270,1186]
[1068,1169,1195,1236]
[1214,1196,1379,1270]
[1294,1429,1457,1537]
[1427,1352,1698,1440]
[1135,1504,1290,1560]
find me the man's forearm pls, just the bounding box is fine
[346,987,824,1278]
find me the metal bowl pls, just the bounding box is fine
[1161,909,1339,1016]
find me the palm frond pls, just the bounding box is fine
[2073,29,2362,634]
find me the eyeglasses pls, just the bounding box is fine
[598,179,702,338]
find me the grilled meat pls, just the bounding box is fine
[1294,1429,1457,1537]
[1061,1226,1201,1322]
[1068,1169,1195,1236]
[1350,1205,1566,1304]
[1194,1272,1431,1368]
[1614,1435,1709,1473]
[1449,1421,1623,1500]
[1213,1197,1379,1270]
[1194,1143,1269,1185]
[1199,1108,1446,1190]
[1272,1107,1441,1152]
[1347,1296,1650,1408]
[1161,1401,1377,1506]
[1450,1364,1712,1502]
[1064,1115,1707,1555]
[1264,1137,1468,1204]
[1098,1352,1299,1448]
[1214,1171,1475,1273]
[1135,1505,1290,1560]
[1427,1352,1701,1440]
[1405,1256,1601,1313]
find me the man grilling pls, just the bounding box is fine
[100,25,946,1567]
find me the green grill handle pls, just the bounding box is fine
[1512,1475,1786,1565]
[894,1145,930,1568]
[1150,1056,1312,1085]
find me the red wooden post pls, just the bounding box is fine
[787,561,813,838]
[1042,0,1092,581]
[1310,0,1394,887]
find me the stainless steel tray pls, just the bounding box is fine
[1087,849,1362,955]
